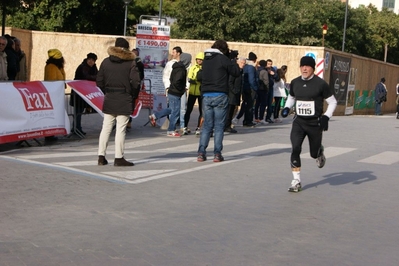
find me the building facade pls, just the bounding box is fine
[346,0,399,13]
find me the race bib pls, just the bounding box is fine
[296,100,315,116]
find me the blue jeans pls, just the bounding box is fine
[198,94,228,156]
[375,101,382,115]
[166,94,181,132]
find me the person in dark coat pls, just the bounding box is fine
[96,37,141,166]
[3,35,19,80]
[70,52,98,135]
[225,57,245,133]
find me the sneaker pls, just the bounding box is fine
[197,153,207,162]
[232,118,239,125]
[224,127,237,133]
[167,131,181,137]
[316,145,326,168]
[182,127,189,135]
[213,154,224,162]
[266,118,274,124]
[243,122,256,127]
[259,120,267,125]
[149,115,156,127]
[255,119,261,123]
[98,155,108,166]
[274,118,282,123]
[195,127,201,135]
[288,179,302,192]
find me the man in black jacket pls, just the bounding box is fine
[70,52,98,136]
[197,40,240,162]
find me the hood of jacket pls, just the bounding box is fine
[180,53,192,69]
[204,48,224,60]
[107,46,136,63]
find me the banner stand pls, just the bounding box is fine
[16,139,43,147]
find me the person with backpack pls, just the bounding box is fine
[374,77,387,116]
[241,52,258,127]
[225,57,246,133]
[254,59,269,124]
[126,48,145,128]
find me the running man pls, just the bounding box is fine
[281,56,337,192]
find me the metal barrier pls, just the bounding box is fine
[65,91,97,139]
[139,79,153,126]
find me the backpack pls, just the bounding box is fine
[257,68,269,91]
[135,57,145,81]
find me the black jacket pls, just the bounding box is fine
[96,47,141,115]
[167,61,187,97]
[70,59,99,107]
[201,48,240,95]
[228,69,243,106]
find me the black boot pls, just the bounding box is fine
[114,157,134,166]
[98,155,108,166]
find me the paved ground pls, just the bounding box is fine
[1,109,399,266]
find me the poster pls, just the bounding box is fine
[136,24,170,95]
[329,55,351,105]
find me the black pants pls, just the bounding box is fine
[242,89,256,124]
[184,94,202,128]
[290,116,322,168]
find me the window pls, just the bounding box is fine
[383,0,395,9]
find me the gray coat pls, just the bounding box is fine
[96,46,141,115]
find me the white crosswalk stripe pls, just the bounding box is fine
[302,147,357,159]
[358,151,399,165]
[3,141,398,184]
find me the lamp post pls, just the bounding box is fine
[123,0,132,36]
[342,0,349,52]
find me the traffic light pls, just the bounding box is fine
[322,24,328,35]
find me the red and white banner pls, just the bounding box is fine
[66,80,142,119]
[0,81,70,144]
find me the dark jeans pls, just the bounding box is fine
[242,89,256,124]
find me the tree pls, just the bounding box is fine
[368,7,399,62]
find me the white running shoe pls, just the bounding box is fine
[195,127,201,135]
[288,179,302,192]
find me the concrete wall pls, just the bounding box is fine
[4,27,399,115]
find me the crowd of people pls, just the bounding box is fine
[0,35,27,82]
[2,35,339,191]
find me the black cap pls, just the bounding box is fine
[300,56,315,69]
[248,52,257,61]
[87,53,97,61]
[115,37,129,49]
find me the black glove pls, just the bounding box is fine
[281,107,290,118]
[188,79,197,85]
[320,115,329,131]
